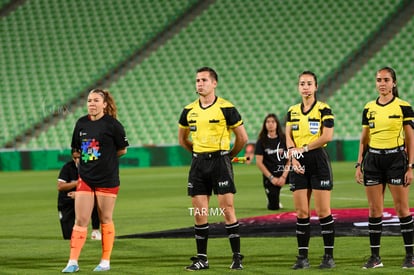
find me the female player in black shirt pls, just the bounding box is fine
[254,113,289,210]
[62,89,128,273]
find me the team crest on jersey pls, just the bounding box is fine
[309,121,320,134]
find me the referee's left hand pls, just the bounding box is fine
[404,170,413,187]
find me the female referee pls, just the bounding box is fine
[285,71,335,270]
[355,67,414,269]
[61,89,129,273]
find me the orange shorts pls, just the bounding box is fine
[77,177,119,198]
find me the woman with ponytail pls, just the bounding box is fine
[62,89,129,273]
[355,67,414,269]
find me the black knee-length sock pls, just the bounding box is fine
[296,217,310,257]
[368,217,382,257]
[194,223,209,260]
[226,221,240,254]
[400,215,414,255]
[320,214,335,256]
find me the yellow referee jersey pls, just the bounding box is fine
[362,97,414,149]
[286,101,334,148]
[178,97,243,153]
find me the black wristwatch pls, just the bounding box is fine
[355,163,361,168]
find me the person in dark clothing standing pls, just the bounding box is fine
[255,113,289,210]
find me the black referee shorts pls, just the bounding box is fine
[187,151,236,196]
[363,146,407,186]
[289,148,333,191]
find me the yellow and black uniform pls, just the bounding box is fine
[287,101,334,148]
[179,96,243,195]
[362,97,414,186]
[286,100,334,191]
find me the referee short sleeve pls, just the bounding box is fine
[178,108,191,127]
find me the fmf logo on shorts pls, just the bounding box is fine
[391,178,402,184]
[320,180,330,187]
[218,181,229,187]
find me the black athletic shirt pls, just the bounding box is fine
[254,136,288,177]
[57,160,78,209]
[71,114,129,187]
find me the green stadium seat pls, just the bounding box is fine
[2,0,411,148]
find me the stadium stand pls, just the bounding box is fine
[0,0,11,8]
[1,0,412,149]
[1,0,200,149]
[328,15,414,138]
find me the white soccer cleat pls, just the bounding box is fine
[91,230,102,240]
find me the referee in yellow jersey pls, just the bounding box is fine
[178,67,248,271]
[355,67,414,269]
[286,71,335,270]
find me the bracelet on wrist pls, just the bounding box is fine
[355,163,361,168]
[268,175,275,181]
[302,145,309,153]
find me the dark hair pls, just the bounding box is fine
[258,113,285,143]
[377,66,398,97]
[197,67,218,82]
[89,89,118,118]
[298,70,318,87]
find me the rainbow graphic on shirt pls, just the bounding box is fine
[81,138,101,163]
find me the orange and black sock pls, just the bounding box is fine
[101,222,115,260]
[69,225,87,261]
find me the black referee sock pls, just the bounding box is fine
[194,223,209,260]
[320,214,335,256]
[368,217,382,257]
[296,217,310,257]
[400,215,414,255]
[226,222,240,254]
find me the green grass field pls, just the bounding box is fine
[0,162,413,274]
